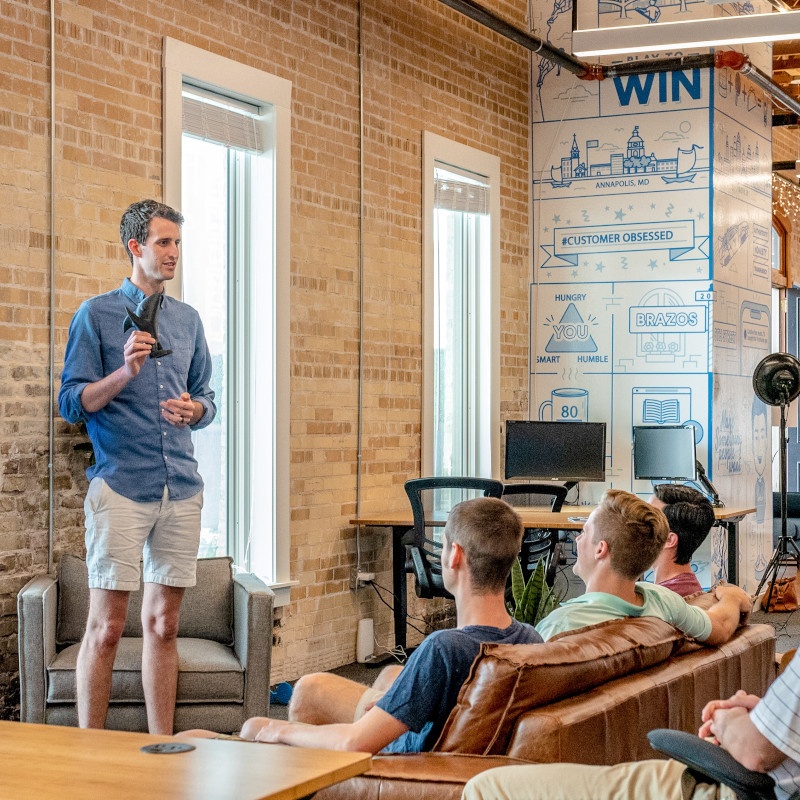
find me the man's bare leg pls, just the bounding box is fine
[141,583,185,735]
[289,664,403,725]
[371,664,403,692]
[76,588,130,728]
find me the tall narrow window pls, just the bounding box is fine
[422,132,500,505]
[163,39,291,599]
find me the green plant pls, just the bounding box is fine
[508,556,562,626]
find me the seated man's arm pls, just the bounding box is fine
[241,706,408,754]
[702,584,752,646]
[703,704,786,772]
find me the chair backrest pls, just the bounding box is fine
[403,477,505,598]
[502,482,568,512]
[55,554,235,647]
[773,490,800,519]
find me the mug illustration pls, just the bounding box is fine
[539,387,589,422]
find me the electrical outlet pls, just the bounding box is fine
[350,567,375,590]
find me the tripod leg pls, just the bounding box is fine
[754,546,785,610]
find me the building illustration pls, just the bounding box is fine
[537,127,704,190]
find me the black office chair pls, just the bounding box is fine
[403,477,505,599]
[502,483,568,586]
[501,483,568,512]
[648,728,776,800]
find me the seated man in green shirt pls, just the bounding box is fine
[535,489,751,645]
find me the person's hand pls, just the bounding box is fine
[698,689,760,739]
[698,704,750,745]
[714,582,754,614]
[123,329,155,379]
[240,716,289,743]
[160,392,195,428]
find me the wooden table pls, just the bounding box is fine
[351,504,755,652]
[0,721,372,800]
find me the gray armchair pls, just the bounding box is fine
[17,554,273,733]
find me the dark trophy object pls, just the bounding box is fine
[123,293,172,359]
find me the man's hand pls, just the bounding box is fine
[160,392,197,428]
[123,329,155,379]
[699,704,750,744]
[698,689,760,740]
[713,583,753,613]
[80,330,156,413]
[252,719,292,744]
[702,583,753,645]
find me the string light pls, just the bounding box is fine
[773,172,800,226]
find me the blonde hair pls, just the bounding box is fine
[445,497,524,593]
[591,489,669,579]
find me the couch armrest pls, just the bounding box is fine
[232,573,274,721]
[311,754,535,800]
[17,574,58,723]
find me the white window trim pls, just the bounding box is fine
[422,131,501,479]
[162,37,293,605]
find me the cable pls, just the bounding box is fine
[368,580,433,639]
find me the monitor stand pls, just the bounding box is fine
[695,460,723,508]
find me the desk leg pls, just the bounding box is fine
[716,518,741,585]
[391,526,408,653]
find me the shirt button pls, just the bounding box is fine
[160,385,164,389]
[163,432,167,437]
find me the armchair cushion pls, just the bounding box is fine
[47,638,245,704]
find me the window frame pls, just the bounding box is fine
[421,131,501,479]
[162,37,293,604]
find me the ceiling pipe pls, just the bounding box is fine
[436,0,800,123]
[435,0,602,80]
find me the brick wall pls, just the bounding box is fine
[0,0,531,714]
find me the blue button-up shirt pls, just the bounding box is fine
[58,278,216,503]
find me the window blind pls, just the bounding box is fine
[182,86,261,153]
[434,172,490,215]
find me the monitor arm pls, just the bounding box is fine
[695,460,723,508]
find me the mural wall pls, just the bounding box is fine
[530,1,773,591]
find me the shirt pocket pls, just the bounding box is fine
[165,344,193,381]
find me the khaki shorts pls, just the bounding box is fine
[84,477,203,591]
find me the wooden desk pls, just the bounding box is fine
[351,505,755,652]
[0,721,372,800]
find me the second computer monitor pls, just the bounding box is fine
[632,425,697,481]
[504,420,607,482]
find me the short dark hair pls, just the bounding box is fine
[652,484,715,564]
[444,497,524,593]
[592,489,669,580]
[119,200,184,264]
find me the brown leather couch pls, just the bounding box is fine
[314,615,776,800]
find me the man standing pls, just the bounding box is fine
[234,497,542,754]
[534,489,751,646]
[650,483,716,597]
[58,199,216,734]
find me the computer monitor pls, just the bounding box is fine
[632,425,697,481]
[504,420,607,482]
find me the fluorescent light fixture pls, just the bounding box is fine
[573,10,800,57]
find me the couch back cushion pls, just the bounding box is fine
[56,554,234,646]
[434,616,684,755]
